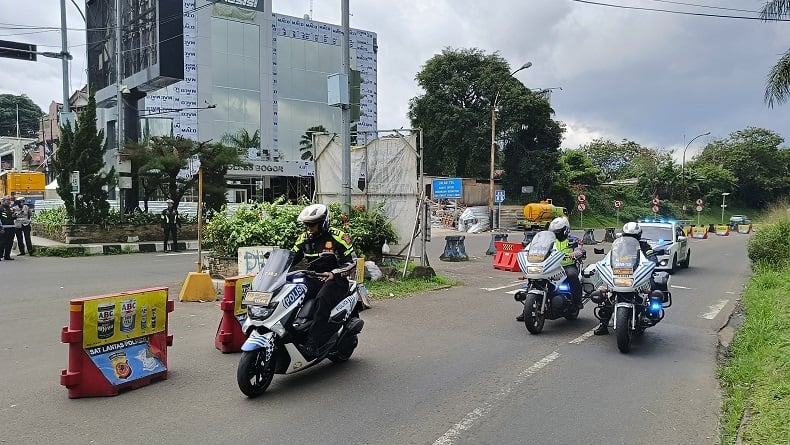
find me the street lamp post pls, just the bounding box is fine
[721,192,730,224]
[490,61,532,230]
[681,131,710,210]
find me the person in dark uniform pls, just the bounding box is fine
[13,198,34,256]
[0,196,17,261]
[291,203,356,358]
[160,199,181,252]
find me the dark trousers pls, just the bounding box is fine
[15,225,32,254]
[163,225,178,250]
[1,227,15,259]
[564,264,582,304]
[307,276,348,345]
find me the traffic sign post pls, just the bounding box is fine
[577,202,586,230]
[70,171,80,222]
[614,200,622,226]
[495,190,505,230]
[696,204,703,226]
[651,197,660,215]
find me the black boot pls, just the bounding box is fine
[593,322,609,335]
[516,312,525,322]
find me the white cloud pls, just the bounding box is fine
[1,0,788,152]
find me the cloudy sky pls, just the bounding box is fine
[1,0,788,160]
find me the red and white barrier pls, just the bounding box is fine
[493,241,523,272]
[60,287,174,398]
[215,275,254,353]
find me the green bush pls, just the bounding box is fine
[34,207,69,227]
[203,198,398,259]
[747,220,790,269]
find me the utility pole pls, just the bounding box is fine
[340,0,351,215]
[116,0,125,215]
[59,0,74,127]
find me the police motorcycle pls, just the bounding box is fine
[236,248,365,397]
[514,230,591,334]
[590,236,672,353]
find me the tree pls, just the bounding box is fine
[124,135,246,211]
[691,127,790,207]
[221,128,260,157]
[762,2,790,107]
[298,125,327,160]
[580,139,653,181]
[500,91,564,202]
[408,48,563,178]
[0,94,44,137]
[51,95,114,223]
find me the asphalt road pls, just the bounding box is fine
[0,229,751,444]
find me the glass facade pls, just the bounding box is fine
[209,17,262,146]
[275,38,346,159]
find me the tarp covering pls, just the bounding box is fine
[313,133,419,253]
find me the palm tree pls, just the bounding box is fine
[762,1,790,107]
[221,128,260,156]
[299,125,327,160]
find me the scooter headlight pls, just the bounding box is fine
[527,265,543,274]
[247,302,278,320]
[613,277,634,287]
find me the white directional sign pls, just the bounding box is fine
[70,171,80,194]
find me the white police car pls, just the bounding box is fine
[638,220,691,273]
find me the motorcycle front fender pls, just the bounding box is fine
[241,330,275,360]
[612,302,635,330]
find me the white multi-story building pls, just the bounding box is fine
[87,0,377,204]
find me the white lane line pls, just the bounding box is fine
[481,281,523,292]
[505,289,520,295]
[569,329,595,344]
[672,285,693,290]
[700,299,729,320]
[432,351,560,445]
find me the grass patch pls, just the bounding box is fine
[34,246,89,257]
[718,265,790,444]
[363,264,459,299]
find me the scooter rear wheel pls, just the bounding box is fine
[237,349,276,397]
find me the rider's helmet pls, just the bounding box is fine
[548,216,570,241]
[297,203,331,235]
[622,221,642,239]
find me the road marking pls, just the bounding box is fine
[569,329,595,344]
[700,299,729,320]
[481,281,523,291]
[671,285,693,290]
[432,351,560,445]
[505,289,520,295]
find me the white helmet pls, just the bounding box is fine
[548,216,569,241]
[622,221,642,239]
[297,203,330,233]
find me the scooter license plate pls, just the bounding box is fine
[242,291,273,306]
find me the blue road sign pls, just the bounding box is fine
[432,178,462,199]
[495,189,505,203]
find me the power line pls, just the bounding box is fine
[644,0,761,14]
[569,0,790,21]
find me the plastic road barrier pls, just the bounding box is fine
[486,233,509,255]
[691,226,708,239]
[60,287,174,398]
[493,241,524,272]
[583,228,598,245]
[440,236,469,262]
[215,275,255,353]
[737,224,752,234]
[715,225,730,236]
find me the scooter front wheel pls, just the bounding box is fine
[615,306,633,353]
[237,350,276,397]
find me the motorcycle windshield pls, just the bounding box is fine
[251,248,294,292]
[610,237,640,274]
[527,231,556,262]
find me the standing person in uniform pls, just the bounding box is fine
[13,198,34,256]
[291,203,356,359]
[161,199,181,252]
[0,196,17,261]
